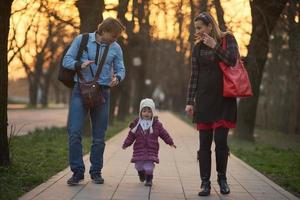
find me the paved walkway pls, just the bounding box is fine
[7,108,68,136]
[20,112,298,200]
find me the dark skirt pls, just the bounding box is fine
[193,62,237,124]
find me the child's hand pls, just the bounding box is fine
[170,144,177,148]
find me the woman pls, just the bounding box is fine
[185,12,238,196]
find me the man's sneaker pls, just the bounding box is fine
[67,173,84,186]
[91,173,104,184]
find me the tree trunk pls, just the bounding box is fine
[189,0,196,46]
[133,0,151,113]
[41,76,50,107]
[76,0,104,33]
[286,0,300,134]
[213,0,227,31]
[0,0,13,166]
[53,83,60,104]
[235,0,288,140]
[28,80,38,106]
[115,0,131,121]
[199,0,208,12]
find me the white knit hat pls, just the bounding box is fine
[131,98,156,134]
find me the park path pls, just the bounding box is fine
[20,112,298,200]
[7,108,68,136]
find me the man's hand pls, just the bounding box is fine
[81,60,94,69]
[109,74,119,87]
[170,144,177,149]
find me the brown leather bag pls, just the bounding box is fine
[78,45,109,109]
[79,81,105,108]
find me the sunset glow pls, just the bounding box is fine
[8,0,251,80]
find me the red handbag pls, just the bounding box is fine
[218,37,253,97]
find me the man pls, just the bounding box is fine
[63,17,125,185]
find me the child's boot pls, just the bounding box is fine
[138,170,145,182]
[144,175,153,186]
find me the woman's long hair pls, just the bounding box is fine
[194,12,231,43]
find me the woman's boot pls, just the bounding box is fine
[216,149,230,194]
[198,150,211,196]
[198,181,211,196]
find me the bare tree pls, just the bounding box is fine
[131,0,151,113]
[256,0,300,135]
[286,0,300,134]
[0,0,14,166]
[213,0,227,31]
[8,0,78,107]
[235,0,288,140]
[189,0,196,46]
[115,0,131,122]
[76,0,104,33]
[199,0,208,12]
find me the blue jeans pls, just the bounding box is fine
[67,84,110,175]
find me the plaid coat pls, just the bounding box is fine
[186,34,238,123]
[122,118,174,163]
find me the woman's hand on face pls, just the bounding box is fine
[194,32,203,42]
[81,60,94,69]
[185,105,194,116]
[202,33,217,49]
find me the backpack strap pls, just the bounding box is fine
[76,33,89,60]
[76,33,89,81]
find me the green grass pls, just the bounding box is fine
[0,117,133,200]
[229,134,300,198]
[175,112,300,197]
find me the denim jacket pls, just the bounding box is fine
[62,32,125,86]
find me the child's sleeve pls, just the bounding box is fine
[122,130,136,148]
[158,122,174,145]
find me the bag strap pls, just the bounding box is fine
[76,33,89,60]
[89,43,100,78]
[77,44,110,83]
[76,33,89,81]
[93,45,109,82]
[221,36,227,50]
[221,35,241,59]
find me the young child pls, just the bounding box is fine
[122,98,176,186]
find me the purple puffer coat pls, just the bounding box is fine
[122,117,174,163]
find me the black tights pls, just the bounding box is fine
[199,127,229,152]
